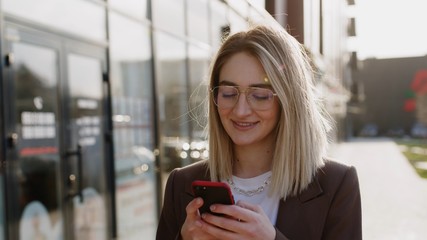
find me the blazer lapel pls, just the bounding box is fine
[298,177,323,203]
[275,177,324,237]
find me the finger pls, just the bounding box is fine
[235,200,263,213]
[201,213,242,236]
[209,204,248,222]
[214,201,263,223]
[186,197,204,217]
[181,198,207,239]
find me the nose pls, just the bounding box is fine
[233,93,252,115]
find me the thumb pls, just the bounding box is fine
[186,197,204,217]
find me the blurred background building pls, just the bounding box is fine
[0,0,364,239]
[352,56,427,138]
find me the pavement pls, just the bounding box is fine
[329,138,427,240]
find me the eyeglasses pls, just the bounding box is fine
[211,85,277,110]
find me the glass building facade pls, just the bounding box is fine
[0,0,271,239]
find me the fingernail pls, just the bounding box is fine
[210,205,216,211]
[201,213,206,219]
[195,220,202,227]
[196,198,202,204]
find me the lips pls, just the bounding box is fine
[232,120,259,130]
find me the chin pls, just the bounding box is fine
[231,138,257,146]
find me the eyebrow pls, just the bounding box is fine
[218,80,272,88]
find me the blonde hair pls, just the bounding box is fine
[207,24,332,199]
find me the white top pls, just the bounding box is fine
[224,171,280,224]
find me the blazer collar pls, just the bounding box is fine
[298,177,323,203]
[275,177,324,231]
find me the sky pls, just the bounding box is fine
[352,0,427,60]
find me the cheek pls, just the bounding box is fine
[217,108,230,119]
[268,103,281,124]
[261,111,280,124]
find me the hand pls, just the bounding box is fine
[181,197,218,240]
[199,200,276,240]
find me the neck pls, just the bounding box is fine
[233,144,274,178]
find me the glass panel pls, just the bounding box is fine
[0,176,3,240]
[109,12,158,239]
[250,0,266,9]
[154,32,190,171]
[109,0,149,21]
[188,45,210,162]
[227,0,249,18]
[3,0,106,41]
[67,54,107,239]
[249,7,266,24]
[187,0,209,43]
[229,8,248,34]
[210,0,229,50]
[151,0,185,36]
[12,42,63,240]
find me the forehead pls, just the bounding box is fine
[219,52,267,86]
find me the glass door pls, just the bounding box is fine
[3,27,64,240]
[2,25,112,240]
[62,43,110,240]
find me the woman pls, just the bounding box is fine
[156,24,362,240]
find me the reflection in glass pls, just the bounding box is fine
[250,0,266,9]
[227,0,249,18]
[109,0,149,20]
[188,44,210,132]
[68,54,103,99]
[187,0,209,43]
[109,12,157,239]
[154,31,191,171]
[229,8,248,34]
[152,0,185,36]
[12,42,63,240]
[0,176,3,240]
[67,53,108,238]
[188,45,210,163]
[249,6,266,24]
[210,0,229,50]
[3,0,106,41]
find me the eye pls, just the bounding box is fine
[250,89,273,101]
[219,87,238,98]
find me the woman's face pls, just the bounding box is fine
[217,52,280,148]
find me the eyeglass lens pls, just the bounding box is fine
[213,86,275,110]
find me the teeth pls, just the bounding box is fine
[235,122,254,127]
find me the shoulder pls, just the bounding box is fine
[318,159,358,180]
[316,159,359,195]
[170,160,210,181]
[166,160,210,192]
[296,159,358,202]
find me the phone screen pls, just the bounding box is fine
[192,180,234,215]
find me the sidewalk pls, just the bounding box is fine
[329,138,427,240]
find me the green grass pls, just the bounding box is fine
[395,139,427,179]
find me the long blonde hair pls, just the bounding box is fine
[207,24,332,199]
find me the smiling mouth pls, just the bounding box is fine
[232,121,258,128]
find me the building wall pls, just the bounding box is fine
[352,56,427,136]
[0,0,275,240]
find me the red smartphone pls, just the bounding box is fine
[192,180,235,215]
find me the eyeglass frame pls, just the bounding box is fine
[211,85,278,110]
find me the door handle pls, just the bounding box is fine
[65,145,83,203]
[7,133,18,148]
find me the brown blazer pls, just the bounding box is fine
[156,160,362,240]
